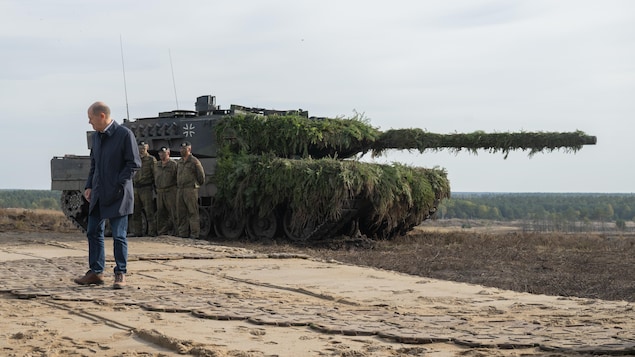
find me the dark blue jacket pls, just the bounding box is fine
[85,120,141,219]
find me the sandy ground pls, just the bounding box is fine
[0,231,634,356]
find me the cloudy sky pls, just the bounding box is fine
[1,0,633,192]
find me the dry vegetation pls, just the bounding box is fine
[0,208,78,233]
[2,208,633,302]
[309,229,635,302]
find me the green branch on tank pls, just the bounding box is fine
[214,152,449,237]
[213,112,592,237]
[216,114,595,160]
[215,113,380,158]
[372,129,596,159]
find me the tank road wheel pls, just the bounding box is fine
[282,209,315,242]
[246,210,280,241]
[61,190,89,232]
[337,218,359,237]
[214,212,246,240]
[198,206,213,239]
[359,218,389,240]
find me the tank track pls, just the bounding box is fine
[304,208,359,242]
[60,191,438,243]
[283,199,362,244]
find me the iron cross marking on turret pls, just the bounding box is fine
[183,123,195,137]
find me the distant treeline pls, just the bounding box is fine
[0,190,61,210]
[2,190,635,225]
[438,192,635,223]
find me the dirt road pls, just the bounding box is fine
[0,231,633,356]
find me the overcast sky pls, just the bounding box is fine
[1,0,633,192]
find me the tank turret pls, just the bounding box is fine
[51,95,596,242]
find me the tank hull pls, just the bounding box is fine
[51,155,444,241]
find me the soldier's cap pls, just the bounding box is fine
[159,146,169,152]
[138,140,148,146]
[181,141,192,147]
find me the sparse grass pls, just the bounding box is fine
[337,230,635,302]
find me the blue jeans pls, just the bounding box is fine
[86,211,129,274]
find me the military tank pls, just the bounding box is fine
[50,95,596,242]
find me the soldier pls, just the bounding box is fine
[176,141,205,238]
[155,146,178,235]
[131,141,158,236]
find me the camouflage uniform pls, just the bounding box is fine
[155,158,177,235]
[176,153,205,238]
[131,150,157,236]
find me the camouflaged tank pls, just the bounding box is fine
[51,95,597,242]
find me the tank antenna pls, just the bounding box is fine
[120,35,130,120]
[169,49,179,110]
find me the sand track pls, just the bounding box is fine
[1,231,633,356]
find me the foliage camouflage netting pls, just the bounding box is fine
[214,153,450,237]
[212,113,594,237]
[216,114,596,159]
[374,129,597,159]
[215,113,379,159]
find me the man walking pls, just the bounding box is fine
[74,101,141,289]
[176,141,205,238]
[131,141,157,236]
[155,146,177,235]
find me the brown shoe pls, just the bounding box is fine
[113,272,126,289]
[74,270,104,285]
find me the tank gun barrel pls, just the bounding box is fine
[217,114,596,159]
[372,129,597,158]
